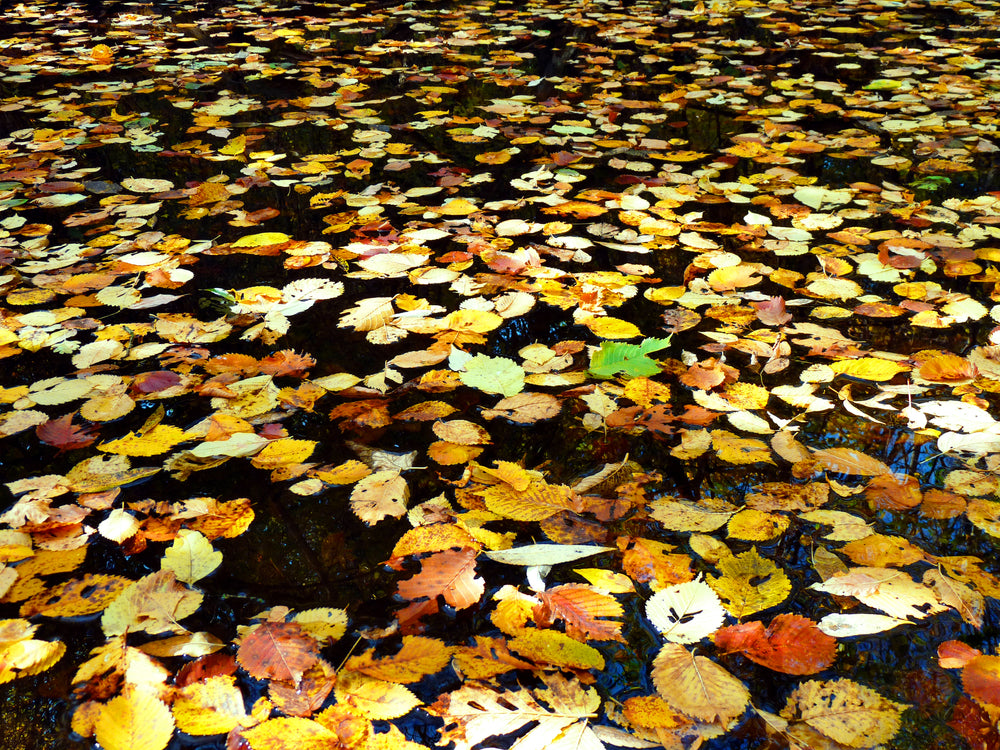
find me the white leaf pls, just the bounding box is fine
[646,579,726,644]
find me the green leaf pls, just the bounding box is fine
[459,355,525,397]
[588,337,671,379]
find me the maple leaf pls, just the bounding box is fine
[395,549,484,633]
[36,413,97,451]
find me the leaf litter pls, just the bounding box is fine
[1,0,1000,748]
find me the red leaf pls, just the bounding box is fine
[949,695,1000,750]
[132,370,183,394]
[714,614,835,675]
[36,413,97,451]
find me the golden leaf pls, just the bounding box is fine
[95,688,175,750]
[172,675,251,736]
[19,574,130,618]
[333,671,421,720]
[727,509,789,542]
[780,678,907,747]
[583,316,641,339]
[249,439,317,469]
[483,480,577,521]
[812,447,890,476]
[161,530,223,584]
[242,717,337,750]
[101,570,203,637]
[829,357,909,382]
[711,430,774,465]
[346,636,454,683]
[709,547,790,618]
[651,643,749,723]
[98,425,190,457]
[293,608,349,644]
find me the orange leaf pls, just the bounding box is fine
[714,614,836,675]
[534,584,625,642]
[396,549,484,633]
[237,622,319,685]
[963,656,1000,707]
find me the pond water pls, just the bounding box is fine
[1,0,1000,748]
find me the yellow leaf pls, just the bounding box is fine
[709,547,791,618]
[172,675,250,736]
[313,459,371,485]
[711,430,774,465]
[95,688,174,750]
[0,632,65,683]
[19,574,130,618]
[243,717,336,750]
[219,134,247,155]
[249,438,317,469]
[483,480,577,521]
[583,316,641,339]
[444,309,503,333]
[346,636,454,683]
[349,470,409,525]
[508,629,605,670]
[623,377,671,407]
[805,277,864,300]
[573,568,635,594]
[437,198,479,215]
[98,425,190,457]
[292,608,349,644]
[161,530,222,584]
[812,447,890,476]
[138,631,225,658]
[101,570,203,637]
[829,357,909,382]
[651,643,749,723]
[333,671,421,720]
[780,678,907,747]
[727,509,789,542]
[210,375,280,419]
